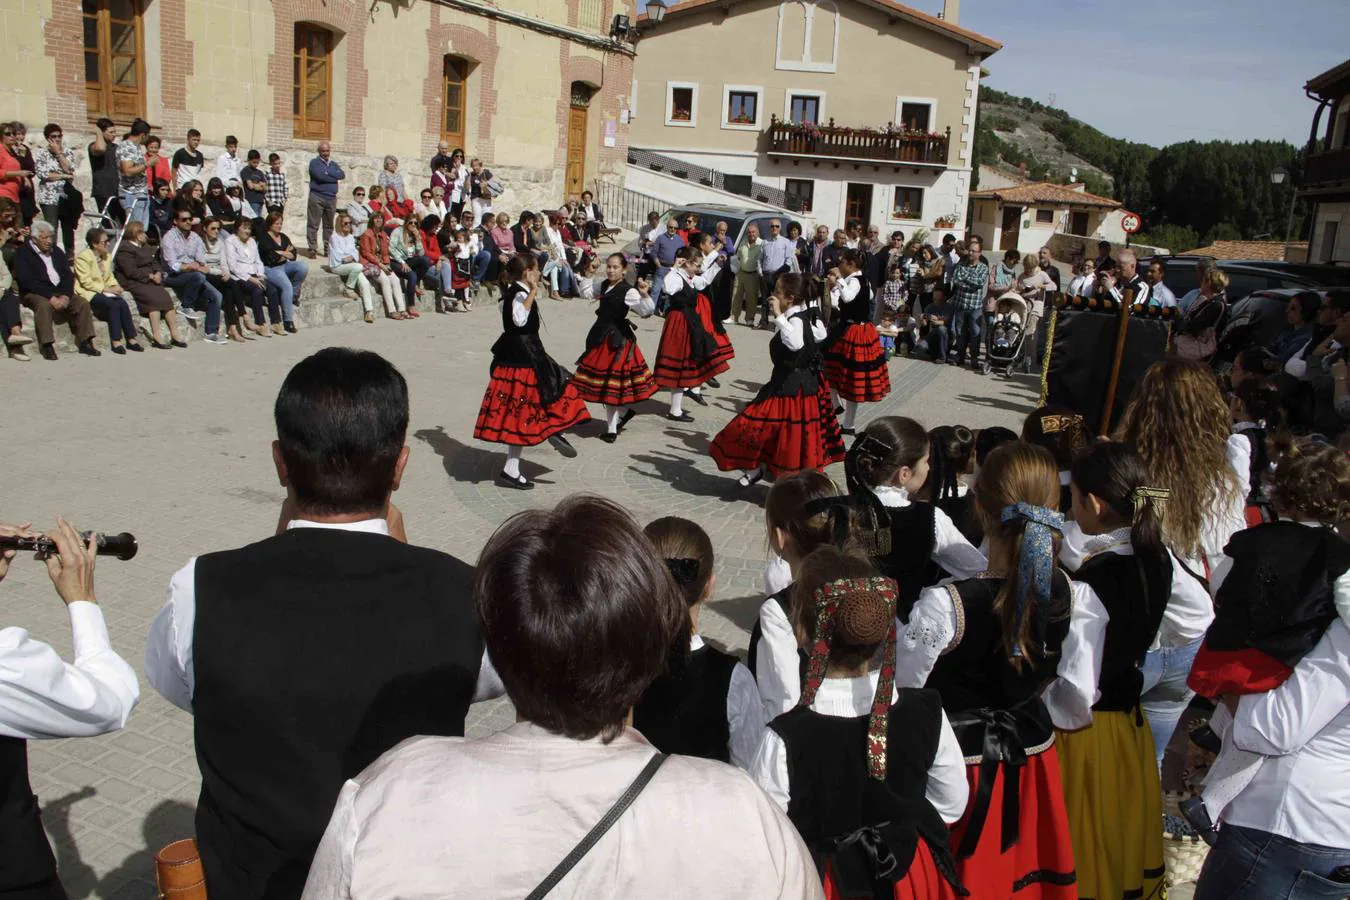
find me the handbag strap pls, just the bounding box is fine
[524,752,668,900]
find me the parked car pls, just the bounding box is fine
[1222,260,1350,288]
[1139,255,1319,304]
[623,203,802,259]
[1215,288,1329,364]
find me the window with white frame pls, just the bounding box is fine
[891,186,924,221]
[722,85,763,130]
[894,98,936,133]
[786,91,823,125]
[665,82,697,127]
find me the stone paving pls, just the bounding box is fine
[4,291,1045,898]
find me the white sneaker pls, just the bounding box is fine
[204,332,228,345]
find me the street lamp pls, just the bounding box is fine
[1270,167,1298,261]
[646,0,668,22]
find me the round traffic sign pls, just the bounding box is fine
[1121,212,1141,234]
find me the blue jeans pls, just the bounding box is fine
[164,270,223,335]
[652,265,672,311]
[119,190,150,228]
[926,324,949,361]
[1140,635,1202,767]
[951,307,982,362]
[471,249,492,283]
[1195,824,1350,900]
[264,261,307,323]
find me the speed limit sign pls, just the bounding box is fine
[1121,211,1142,234]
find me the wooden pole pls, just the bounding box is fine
[1098,287,1136,436]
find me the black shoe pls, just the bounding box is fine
[78,339,101,357]
[548,433,578,458]
[666,412,694,423]
[151,340,171,350]
[617,409,637,432]
[738,468,765,488]
[126,341,145,352]
[111,345,127,355]
[705,376,721,389]
[840,426,856,436]
[40,343,58,361]
[496,470,534,490]
[833,405,844,415]
[599,432,618,444]
[284,321,297,334]
[688,391,708,407]
[171,339,188,348]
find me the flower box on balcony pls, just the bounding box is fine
[765,116,951,167]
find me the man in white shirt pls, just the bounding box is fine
[215,135,243,189]
[145,347,502,900]
[1,519,139,897]
[1145,260,1177,308]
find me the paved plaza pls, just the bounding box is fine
[6,291,1043,898]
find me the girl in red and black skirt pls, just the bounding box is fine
[653,246,731,422]
[473,254,591,489]
[895,441,1107,900]
[574,253,658,443]
[710,272,844,487]
[751,546,970,900]
[823,249,891,434]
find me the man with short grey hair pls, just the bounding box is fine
[1104,247,1150,306]
[306,141,345,259]
[12,220,97,359]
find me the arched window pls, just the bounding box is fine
[809,1,838,67]
[442,56,471,149]
[776,1,837,73]
[776,2,807,66]
[293,24,334,139]
[83,0,145,121]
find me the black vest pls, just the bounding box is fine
[1209,523,1350,667]
[633,644,738,762]
[761,309,822,398]
[0,737,61,894]
[667,272,717,361]
[873,502,938,621]
[926,574,1072,718]
[1072,546,1171,712]
[584,280,638,350]
[746,587,809,683]
[838,274,872,324]
[191,528,483,900]
[771,689,958,897]
[490,283,569,405]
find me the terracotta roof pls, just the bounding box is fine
[968,181,1120,208]
[638,0,1002,55]
[1179,241,1310,261]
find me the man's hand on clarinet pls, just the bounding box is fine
[43,517,96,606]
[0,522,33,583]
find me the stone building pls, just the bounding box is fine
[2,0,638,233]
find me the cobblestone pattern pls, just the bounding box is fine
[4,296,1040,898]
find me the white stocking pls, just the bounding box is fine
[503,445,524,478]
[842,401,859,430]
[605,404,622,433]
[669,390,684,416]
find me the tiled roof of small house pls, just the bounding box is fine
[969,181,1120,209]
[1178,240,1309,261]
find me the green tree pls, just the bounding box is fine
[1134,224,1199,253]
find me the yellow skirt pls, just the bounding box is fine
[1056,712,1166,900]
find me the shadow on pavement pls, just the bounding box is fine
[414,425,554,484]
[710,592,767,635]
[628,449,747,501]
[952,392,1040,415]
[660,427,712,455]
[75,799,198,900]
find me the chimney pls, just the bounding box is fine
[1017,162,1027,179]
[941,0,959,23]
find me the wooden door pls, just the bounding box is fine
[845,183,872,226]
[1000,205,1022,251]
[83,0,146,121]
[565,105,588,199]
[441,57,468,149]
[293,24,333,139]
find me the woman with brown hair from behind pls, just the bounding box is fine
[1114,356,1249,765]
[896,441,1107,900]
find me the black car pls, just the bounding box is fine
[1139,255,1319,304]
[1215,288,1328,364]
[1222,260,1350,288]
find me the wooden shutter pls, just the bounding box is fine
[293,24,333,140]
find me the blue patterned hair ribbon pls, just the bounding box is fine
[999,502,1065,658]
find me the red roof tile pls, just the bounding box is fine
[1178,241,1309,261]
[969,181,1120,208]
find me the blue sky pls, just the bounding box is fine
[958,0,1349,147]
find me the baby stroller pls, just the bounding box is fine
[981,291,1030,377]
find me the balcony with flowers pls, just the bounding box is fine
[764,116,951,167]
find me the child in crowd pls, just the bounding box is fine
[750,547,970,900]
[1022,406,1088,518]
[750,471,850,718]
[895,304,920,358]
[1230,377,1285,524]
[898,441,1106,900]
[573,253,658,443]
[823,248,891,434]
[924,425,980,547]
[878,264,907,318]
[652,246,729,423]
[974,426,1018,474]
[844,417,987,618]
[922,286,952,363]
[877,310,900,360]
[632,517,765,768]
[710,273,844,487]
[449,227,474,312]
[989,296,1024,355]
[1058,442,1173,900]
[1187,439,1350,828]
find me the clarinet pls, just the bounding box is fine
[0,532,138,561]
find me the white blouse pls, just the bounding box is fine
[663,263,722,297]
[828,272,862,310]
[1197,434,1252,591]
[300,723,825,900]
[576,276,656,317]
[750,675,969,824]
[223,234,264,280]
[327,232,360,269]
[872,485,988,579]
[773,303,828,351]
[899,578,1107,731]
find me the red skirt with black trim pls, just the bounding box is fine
[947,747,1077,900]
[473,365,591,447]
[709,383,845,477]
[653,296,734,389]
[824,839,957,900]
[573,339,658,407]
[823,321,892,403]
